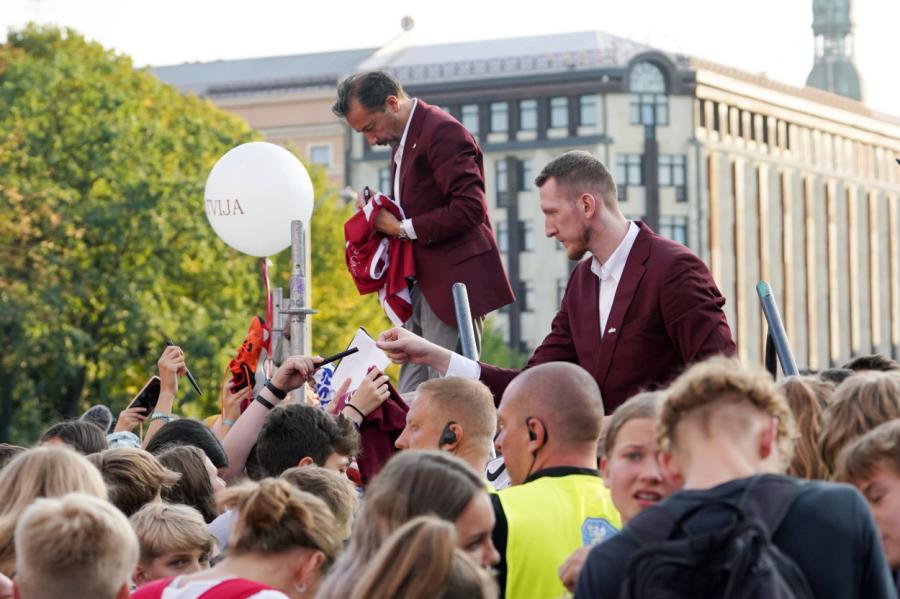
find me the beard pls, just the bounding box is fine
[564,227,592,261]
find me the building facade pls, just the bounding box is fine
[153,31,900,369]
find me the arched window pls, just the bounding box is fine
[629,62,669,126]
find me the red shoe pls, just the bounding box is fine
[227,316,267,413]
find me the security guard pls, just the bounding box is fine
[491,362,621,598]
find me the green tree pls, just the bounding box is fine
[0,26,400,443]
[0,26,266,443]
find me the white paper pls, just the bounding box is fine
[331,327,391,393]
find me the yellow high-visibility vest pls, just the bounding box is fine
[498,473,621,599]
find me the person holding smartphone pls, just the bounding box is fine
[141,344,188,449]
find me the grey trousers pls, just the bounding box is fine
[398,283,483,394]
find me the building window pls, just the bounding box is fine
[660,215,688,246]
[522,220,535,251]
[521,280,534,312]
[461,104,479,134]
[579,95,597,127]
[308,144,331,166]
[550,97,568,129]
[519,159,533,191]
[628,62,668,126]
[659,155,687,202]
[496,221,508,253]
[616,154,643,186]
[519,99,538,130]
[495,159,509,206]
[378,167,391,194]
[490,102,509,133]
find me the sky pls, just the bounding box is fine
[2,0,899,117]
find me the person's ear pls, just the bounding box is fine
[293,550,326,588]
[527,418,547,451]
[297,456,315,468]
[132,564,149,587]
[599,455,610,481]
[659,450,682,485]
[385,95,400,112]
[579,192,598,218]
[439,423,463,451]
[758,417,778,461]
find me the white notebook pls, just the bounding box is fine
[331,327,391,394]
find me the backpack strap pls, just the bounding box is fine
[197,578,275,599]
[738,475,804,536]
[129,577,174,599]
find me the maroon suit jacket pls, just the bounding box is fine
[391,100,514,325]
[480,222,736,412]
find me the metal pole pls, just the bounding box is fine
[453,283,478,361]
[756,281,798,376]
[283,220,316,357]
[271,287,284,367]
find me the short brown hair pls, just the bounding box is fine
[534,151,617,205]
[842,353,900,372]
[659,357,795,464]
[88,448,180,516]
[156,445,218,523]
[603,392,663,458]
[281,466,359,539]
[129,502,214,564]
[417,377,497,452]
[835,419,900,485]
[818,371,900,475]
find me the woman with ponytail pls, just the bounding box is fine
[347,516,497,599]
[131,478,341,599]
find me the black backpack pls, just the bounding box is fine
[618,475,815,599]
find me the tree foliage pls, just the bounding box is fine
[0,26,392,443]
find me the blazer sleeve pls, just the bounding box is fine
[408,120,488,245]
[660,251,736,363]
[479,274,582,405]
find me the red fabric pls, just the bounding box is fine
[130,577,275,599]
[390,100,514,325]
[479,222,737,412]
[335,376,408,486]
[344,193,416,325]
[131,578,172,599]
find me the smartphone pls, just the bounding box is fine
[128,376,161,413]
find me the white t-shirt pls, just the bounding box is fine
[159,577,287,599]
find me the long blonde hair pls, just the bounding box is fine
[0,446,107,575]
[348,516,496,599]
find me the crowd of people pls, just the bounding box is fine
[2,67,899,598]
[1,341,899,598]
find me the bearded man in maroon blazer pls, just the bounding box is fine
[334,71,514,393]
[377,151,736,413]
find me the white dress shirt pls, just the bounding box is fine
[446,221,640,379]
[393,98,418,240]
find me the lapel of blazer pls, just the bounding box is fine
[398,99,428,202]
[595,223,652,387]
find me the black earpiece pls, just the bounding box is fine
[527,418,538,442]
[439,421,458,447]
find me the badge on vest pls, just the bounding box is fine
[581,518,618,546]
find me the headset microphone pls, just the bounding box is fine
[439,421,458,447]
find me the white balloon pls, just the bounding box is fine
[204,141,314,257]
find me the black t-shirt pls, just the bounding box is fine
[576,475,896,599]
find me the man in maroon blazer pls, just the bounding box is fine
[377,151,736,413]
[334,71,514,393]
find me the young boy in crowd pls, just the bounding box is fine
[837,419,900,595]
[129,502,215,587]
[577,356,896,599]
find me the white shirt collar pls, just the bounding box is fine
[394,98,418,162]
[591,221,640,282]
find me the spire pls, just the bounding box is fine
[806,0,863,101]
